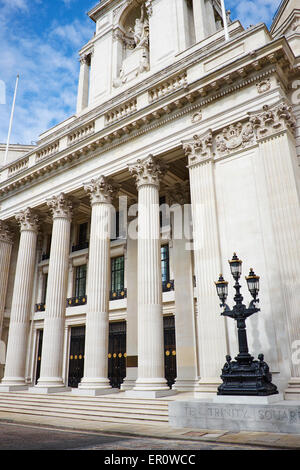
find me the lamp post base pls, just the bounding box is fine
[217,353,279,396]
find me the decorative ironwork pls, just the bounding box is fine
[110,288,127,301]
[35,303,46,312]
[108,322,126,389]
[215,253,278,396]
[164,315,177,388]
[68,326,85,388]
[162,279,174,292]
[66,295,87,307]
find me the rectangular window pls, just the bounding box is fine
[75,265,87,298]
[161,244,170,283]
[111,256,125,293]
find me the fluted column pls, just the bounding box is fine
[249,102,300,399]
[35,193,73,392]
[0,222,14,340]
[0,209,39,391]
[128,155,174,397]
[183,131,227,396]
[77,176,119,395]
[166,182,199,391]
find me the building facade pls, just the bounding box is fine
[0,0,299,400]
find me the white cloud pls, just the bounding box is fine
[227,0,282,27]
[0,2,94,145]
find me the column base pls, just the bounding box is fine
[0,384,28,392]
[284,377,300,400]
[121,378,136,391]
[29,386,71,394]
[125,389,177,398]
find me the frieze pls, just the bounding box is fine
[215,121,255,156]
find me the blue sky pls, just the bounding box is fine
[0,0,282,145]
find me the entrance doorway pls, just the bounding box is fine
[163,315,177,388]
[108,322,126,389]
[35,329,43,384]
[68,326,85,388]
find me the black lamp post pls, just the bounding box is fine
[215,253,278,396]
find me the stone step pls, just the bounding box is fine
[0,397,168,416]
[0,404,168,424]
[0,392,170,425]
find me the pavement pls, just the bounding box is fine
[0,410,300,450]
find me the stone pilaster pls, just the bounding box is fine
[0,222,14,340]
[1,209,39,391]
[250,102,300,399]
[76,176,119,395]
[166,182,199,392]
[35,193,73,393]
[76,53,91,114]
[183,131,228,397]
[127,155,174,397]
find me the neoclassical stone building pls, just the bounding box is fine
[0,0,299,401]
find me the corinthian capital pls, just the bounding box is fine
[0,221,14,244]
[47,193,73,220]
[183,130,213,167]
[128,154,168,190]
[249,101,296,140]
[84,175,119,205]
[16,208,39,233]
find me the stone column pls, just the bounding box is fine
[35,193,73,393]
[76,175,119,396]
[192,0,208,42]
[76,54,91,114]
[0,209,39,391]
[249,102,300,399]
[183,131,228,397]
[166,182,199,391]
[128,154,175,397]
[121,232,138,390]
[0,222,14,340]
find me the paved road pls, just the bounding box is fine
[0,422,270,451]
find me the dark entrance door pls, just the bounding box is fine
[68,326,85,388]
[164,315,177,388]
[35,329,43,384]
[108,322,126,389]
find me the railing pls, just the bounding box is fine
[148,72,188,103]
[8,157,29,177]
[67,122,95,146]
[36,141,59,162]
[110,288,127,301]
[162,280,175,292]
[105,99,137,126]
[71,241,89,252]
[67,295,87,307]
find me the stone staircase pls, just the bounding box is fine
[0,391,170,426]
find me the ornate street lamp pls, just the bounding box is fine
[215,253,278,396]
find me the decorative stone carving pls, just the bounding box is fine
[47,193,73,220]
[129,154,168,189]
[215,122,255,155]
[166,181,190,206]
[16,208,39,232]
[0,221,14,244]
[191,111,202,123]
[84,175,119,205]
[256,78,271,94]
[249,102,296,139]
[133,5,149,49]
[183,130,213,166]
